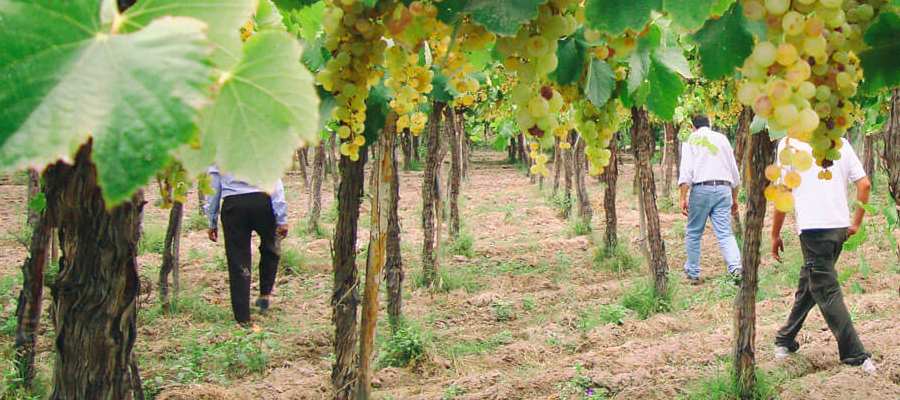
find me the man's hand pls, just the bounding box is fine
[732,201,739,216]
[276,224,289,239]
[771,234,784,263]
[848,223,860,236]
[681,197,689,217]
[208,228,218,243]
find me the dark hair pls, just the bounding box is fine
[691,115,710,128]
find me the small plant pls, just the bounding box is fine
[446,230,475,258]
[621,278,674,320]
[576,304,627,332]
[139,224,166,255]
[592,244,640,274]
[568,218,591,237]
[548,192,573,217]
[491,300,515,322]
[184,211,209,232]
[412,266,484,294]
[204,254,228,272]
[657,196,677,213]
[522,296,536,312]
[442,385,466,400]
[280,247,307,275]
[444,331,513,358]
[0,357,48,400]
[557,363,609,400]
[377,323,429,368]
[679,364,781,400]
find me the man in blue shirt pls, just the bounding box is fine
[206,166,289,324]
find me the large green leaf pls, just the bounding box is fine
[664,0,717,31]
[860,12,900,93]
[290,1,326,43]
[256,0,286,31]
[585,0,661,35]
[180,31,320,192]
[585,59,616,108]
[654,47,693,78]
[0,0,213,205]
[645,57,684,120]
[552,36,586,86]
[627,50,651,94]
[691,3,753,80]
[121,0,257,69]
[440,0,548,36]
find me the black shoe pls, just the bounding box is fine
[255,297,270,313]
[731,269,743,285]
[685,274,702,285]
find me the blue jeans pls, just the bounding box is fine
[684,185,742,279]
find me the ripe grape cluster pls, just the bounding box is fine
[573,99,623,176]
[765,141,816,211]
[738,0,884,210]
[495,1,579,176]
[318,0,390,161]
[384,46,433,135]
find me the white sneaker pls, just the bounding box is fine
[774,346,791,360]
[861,358,878,375]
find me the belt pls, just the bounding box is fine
[693,180,731,186]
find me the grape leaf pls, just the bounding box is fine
[585,0,662,35]
[255,0,286,31]
[627,50,651,94]
[859,12,900,93]
[121,0,256,70]
[645,57,684,120]
[691,3,753,80]
[553,36,586,86]
[0,1,213,205]
[451,0,548,36]
[842,223,867,252]
[585,59,616,108]
[272,0,320,11]
[654,47,693,79]
[711,0,737,15]
[292,1,326,43]
[179,31,320,193]
[663,0,717,31]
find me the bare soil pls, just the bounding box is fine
[0,150,897,399]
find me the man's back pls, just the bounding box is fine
[678,127,741,187]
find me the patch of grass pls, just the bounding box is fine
[444,330,513,358]
[280,247,307,275]
[568,218,592,237]
[548,192,573,217]
[0,275,21,337]
[142,291,232,325]
[576,304,628,332]
[446,230,475,258]
[204,253,228,272]
[184,211,209,232]
[7,220,31,250]
[491,300,515,322]
[671,219,686,240]
[406,158,424,172]
[377,322,430,369]
[522,296,536,312]
[657,195,677,213]
[322,203,339,224]
[557,363,609,400]
[0,357,49,400]
[186,248,204,263]
[139,224,167,255]
[412,265,485,294]
[620,278,675,320]
[494,259,544,276]
[592,244,641,274]
[679,365,782,400]
[442,384,466,400]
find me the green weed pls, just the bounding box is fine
[491,300,515,322]
[184,211,209,232]
[568,219,592,237]
[657,196,677,213]
[621,278,675,320]
[412,266,484,294]
[139,224,167,255]
[576,304,628,332]
[153,326,275,386]
[592,244,640,274]
[280,247,307,276]
[0,357,48,400]
[447,230,475,258]
[0,275,21,337]
[442,384,466,400]
[548,192,573,217]
[522,296,536,312]
[679,365,782,400]
[377,322,430,368]
[444,330,513,359]
[557,363,609,400]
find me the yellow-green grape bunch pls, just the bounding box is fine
[156,165,190,208]
[384,46,433,135]
[496,1,578,151]
[764,141,815,212]
[431,20,494,108]
[318,0,389,161]
[581,28,639,64]
[573,99,622,176]
[528,142,550,176]
[738,0,885,188]
[384,1,438,47]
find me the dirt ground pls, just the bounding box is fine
[0,150,897,400]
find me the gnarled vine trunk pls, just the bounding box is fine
[863,134,877,179]
[298,146,310,196]
[631,107,668,297]
[734,130,775,398]
[44,144,143,400]
[552,137,562,196]
[885,89,900,253]
[563,135,574,217]
[357,116,397,399]
[385,135,403,331]
[421,102,446,287]
[15,181,51,388]
[158,201,184,311]
[573,133,592,229]
[662,123,677,198]
[332,148,368,400]
[603,133,619,249]
[448,108,463,238]
[26,170,41,227]
[308,142,326,234]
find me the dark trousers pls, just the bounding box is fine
[774,228,869,365]
[221,192,280,323]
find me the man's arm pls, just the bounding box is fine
[679,184,690,216]
[678,141,693,216]
[849,177,871,235]
[207,169,222,242]
[271,179,289,238]
[771,209,786,262]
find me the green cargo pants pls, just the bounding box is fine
[774,228,870,365]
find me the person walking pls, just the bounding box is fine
[771,138,877,374]
[206,166,289,325]
[678,115,743,285]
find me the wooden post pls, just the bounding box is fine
[158,201,184,311]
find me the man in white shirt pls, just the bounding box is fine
[678,115,743,284]
[771,138,877,374]
[206,166,289,325]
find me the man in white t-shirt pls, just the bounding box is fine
[678,115,743,284]
[771,137,876,374]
